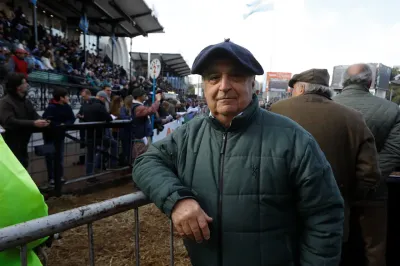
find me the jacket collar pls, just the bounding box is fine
[132,99,143,105]
[207,94,259,132]
[341,84,370,94]
[303,91,332,100]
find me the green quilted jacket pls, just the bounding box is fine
[133,96,344,266]
[334,85,400,180]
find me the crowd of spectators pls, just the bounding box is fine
[0,3,130,89]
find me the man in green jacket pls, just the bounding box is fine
[133,39,344,266]
[334,64,400,266]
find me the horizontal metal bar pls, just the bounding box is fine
[0,192,150,251]
[64,166,130,184]
[31,120,132,133]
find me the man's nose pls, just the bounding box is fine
[219,74,232,92]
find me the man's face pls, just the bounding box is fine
[16,51,25,59]
[17,79,29,97]
[203,60,254,117]
[60,95,70,104]
[103,86,112,97]
[292,82,305,97]
[138,94,146,102]
[80,91,88,100]
[98,96,106,103]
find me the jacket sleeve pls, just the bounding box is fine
[66,105,76,125]
[293,134,344,266]
[0,101,35,129]
[379,110,400,179]
[132,126,196,217]
[135,101,160,118]
[119,107,130,119]
[353,121,381,201]
[99,104,112,122]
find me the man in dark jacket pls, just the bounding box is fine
[270,68,382,266]
[76,89,94,164]
[334,63,400,266]
[133,40,344,266]
[0,73,49,168]
[82,91,117,175]
[42,87,75,185]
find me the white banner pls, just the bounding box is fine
[152,117,184,143]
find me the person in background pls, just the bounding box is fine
[0,73,49,168]
[133,39,344,266]
[110,95,122,139]
[75,89,93,165]
[102,83,112,112]
[131,88,161,159]
[120,95,133,164]
[334,63,400,266]
[8,46,30,77]
[42,87,75,186]
[82,90,118,175]
[270,68,382,266]
[0,63,8,98]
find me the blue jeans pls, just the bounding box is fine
[45,138,65,181]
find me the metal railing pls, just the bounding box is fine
[28,120,135,196]
[0,192,179,266]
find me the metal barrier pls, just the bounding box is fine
[28,120,135,196]
[0,192,178,266]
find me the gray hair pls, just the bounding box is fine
[297,82,333,98]
[343,63,373,88]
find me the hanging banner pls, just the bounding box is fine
[30,0,37,5]
[79,14,89,34]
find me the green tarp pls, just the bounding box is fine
[0,134,48,266]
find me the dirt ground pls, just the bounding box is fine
[45,184,191,266]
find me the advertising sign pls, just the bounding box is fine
[266,72,292,92]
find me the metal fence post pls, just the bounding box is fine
[170,219,174,266]
[134,208,140,266]
[87,223,95,266]
[54,128,64,196]
[20,244,27,266]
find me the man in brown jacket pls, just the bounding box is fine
[270,68,382,266]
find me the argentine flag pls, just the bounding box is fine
[243,0,274,19]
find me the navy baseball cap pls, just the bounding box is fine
[191,39,264,76]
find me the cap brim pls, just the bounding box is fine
[288,78,297,88]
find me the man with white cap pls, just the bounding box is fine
[133,39,344,266]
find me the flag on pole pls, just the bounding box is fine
[243,0,274,19]
[79,14,89,34]
[111,34,117,46]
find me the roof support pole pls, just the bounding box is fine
[82,4,87,64]
[111,24,116,69]
[96,35,100,56]
[31,0,38,45]
[129,37,132,81]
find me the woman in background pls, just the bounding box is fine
[119,95,133,164]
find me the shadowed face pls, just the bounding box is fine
[203,59,254,120]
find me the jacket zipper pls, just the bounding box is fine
[218,132,228,266]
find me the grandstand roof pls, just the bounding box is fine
[39,0,164,37]
[130,52,191,77]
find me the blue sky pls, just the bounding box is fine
[129,0,400,81]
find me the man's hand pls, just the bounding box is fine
[34,119,50,128]
[156,93,162,102]
[171,199,213,243]
[76,114,84,119]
